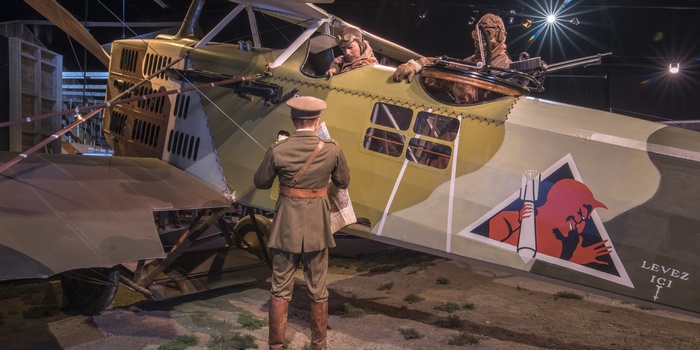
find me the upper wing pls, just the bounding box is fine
[240,0,423,62]
[0,152,229,281]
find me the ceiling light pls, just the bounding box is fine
[669,63,680,74]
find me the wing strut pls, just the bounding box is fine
[267,18,330,69]
[194,4,246,48]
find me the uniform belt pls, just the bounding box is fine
[279,186,327,199]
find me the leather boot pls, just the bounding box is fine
[306,300,328,350]
[268,294,288,350]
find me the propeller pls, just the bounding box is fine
[24,0,111,67]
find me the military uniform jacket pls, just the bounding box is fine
[253,130,350,253]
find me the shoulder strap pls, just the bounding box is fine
[288,140,325,188]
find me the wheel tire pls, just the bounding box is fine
[233,214,272,264]
[60,267,120,315]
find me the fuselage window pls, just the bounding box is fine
[362,103,412,157]
[370,102,412,130]
[363,128,405,157]
[407,112,460,169]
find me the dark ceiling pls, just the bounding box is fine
[2,0,699,121]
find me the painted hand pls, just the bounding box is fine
[519,202,535,222]
[569,239,611,265]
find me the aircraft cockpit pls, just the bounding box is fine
[300,34,403,78]
[301,35,337,77]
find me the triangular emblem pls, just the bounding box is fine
[459,154,633,288]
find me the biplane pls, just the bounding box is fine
[1,0,699,319]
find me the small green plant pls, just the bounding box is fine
[461,302,476,310]
[0,283,46,301]
[404,294,424,304]
[207,333,256,350]
[158,335,198,350]
[328,257,353,269]
[434,314,463,329]
[377,281,394,291]
[448,331,480,345]
[238,312,265,330]
[436,277,450,285]
[434,302,461,313]
[554,291,583,300]
[398,327,423,340]
[330,303,369,319]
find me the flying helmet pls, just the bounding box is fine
[336,26,365,52]
[471,13,507,52]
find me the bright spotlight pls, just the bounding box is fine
[669,63,680,74]
[546,15,556,23]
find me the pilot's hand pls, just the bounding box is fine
[392,59,422,83]
[325,67,338,77]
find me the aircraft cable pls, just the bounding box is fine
[52,0,104,103]
[92,0,267,150]
[0,74,259,174]
[0,56,185,129]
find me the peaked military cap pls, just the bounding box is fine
[286,96,327,119]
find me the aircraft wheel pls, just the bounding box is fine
[60,267,120,315]
[233,214,272,264]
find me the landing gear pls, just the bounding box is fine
[232,213,272,266]
[60,267,120,315]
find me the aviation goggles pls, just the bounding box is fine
[472,26,501,41]
[336,33,360,45]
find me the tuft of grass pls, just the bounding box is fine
[404,294,424,304]
[377,282,394,291]
[0,283,46,301]
[436,277,450,285]
[398,327,423,340]
[554,291,583,300]
[638,305,656,311]
[158,335,198,350]
[207,333,257,350]
[434,302,461,313]
[22,305,60,319]
[189,311,230,331]
[237,312,265,330]
[448,331,480,345]
[434,314,463,329]
[328,257,353,269]
[353,249,437,273]
[461,302,476,310]
[330,303,371,319]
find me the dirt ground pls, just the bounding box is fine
[1,248,699,350]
